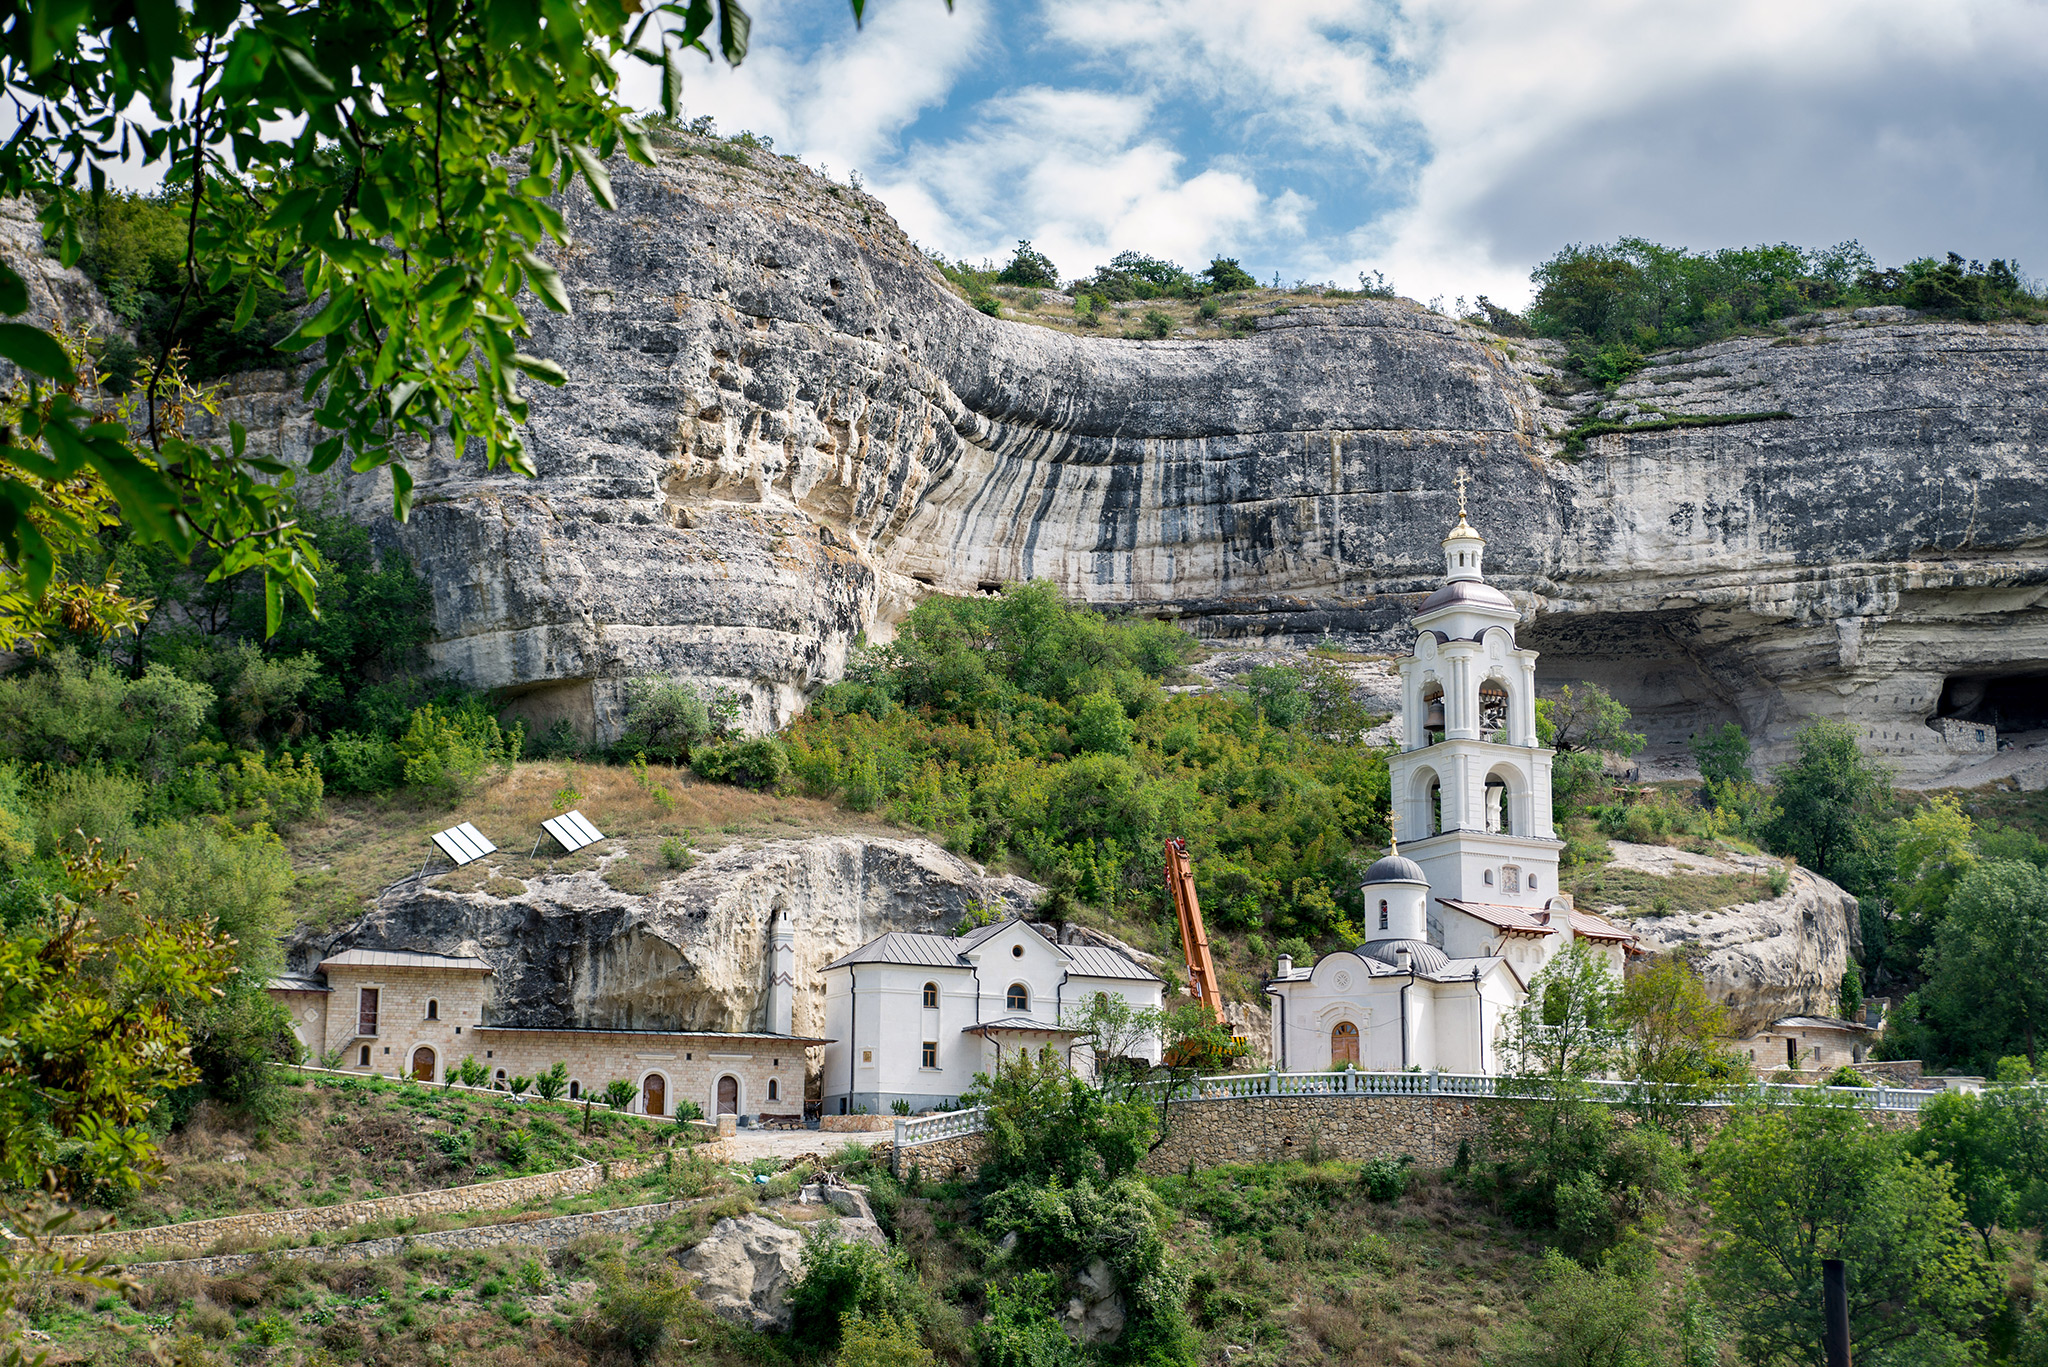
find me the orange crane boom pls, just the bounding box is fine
[1164,837,1221,1019]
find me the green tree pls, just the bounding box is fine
[1918,860,2048,1069]
[1764,719,1894,896]
[1617,952,1741,1135]
[1701,1097,1997,1367]
[1200,257,1258,293]
[1537,684,1646,757]
[1072,689,1135,755]
[1689,722,1752,791]
[1909,1085,2048,1254]
[1883,792,1978,971]
[1505,939,1627,1084]
[996,240,1060,289]
[968,1045,1154,1187]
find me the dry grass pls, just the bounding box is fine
[1566,865,1772,918]
[286,761,902,928]
[974,282,1429,342]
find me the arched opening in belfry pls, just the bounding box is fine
[1479,678,1511,738]
[1429,780,1443,836]
[1421,682,1446,743]
[1485,776,1511,835]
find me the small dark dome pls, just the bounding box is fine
[1362,854,1428,885]
[1417,580,1515,615]
[1361,938,1449,973]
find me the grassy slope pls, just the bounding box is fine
[285,761,902,931]
[47,1149,1651,1367]
[84,1075,687,1234]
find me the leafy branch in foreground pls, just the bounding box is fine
[0,0,913,634]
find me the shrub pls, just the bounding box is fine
[976,1275,1086,1367]
[314,730,404,793]
[974,296,1002,318]
[1140,310,1173,339]
[618,677,736,763]
[586,1257,688,1363]
[457,1056,490,1088]
[602,1079,639,1111]
[533,1062,569,1101]
[1822,1066,1867,1088]
[690,737,789,791]
[508,1076,530,1095]
[674,1097,704,1122]
[396,703,522,803]
[1359,1155,1411,1202]
[1200,257,1257,293]
[788,1231,924,1359]
[836,1312,936,1367]
[659,835,693,870]
[32,765,143,857]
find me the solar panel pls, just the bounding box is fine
[431,821,498,867]
[541,809,606,853]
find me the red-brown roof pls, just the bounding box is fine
[1569,910,1639,946]
[1438,899,1558,936]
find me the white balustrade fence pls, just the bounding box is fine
[890,1069,1937,1149]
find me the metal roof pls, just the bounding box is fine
[1438,899,1559,935]
[267,975,330,993]
[317,948,496,973]
[822,923,1158,984]
[963,1017,1086,1036]
[1569,910,1638,944]
[474,1026,831,1043]
[1062,944,1163,983]
[1770,1016,1875,1033]
[823,932,971,971]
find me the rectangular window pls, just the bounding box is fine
[921,1041,937,1069]
[357,987,379,1037]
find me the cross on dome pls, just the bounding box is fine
[1441,467,1486,582]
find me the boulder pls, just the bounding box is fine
[677,1215,808,1333]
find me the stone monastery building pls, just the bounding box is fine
[269,912,825,1123]
[1265,502,1636,1073]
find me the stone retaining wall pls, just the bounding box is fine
[890,1093,1922,1178]
[47,1151,696,1260]
[107,1198,688,1275]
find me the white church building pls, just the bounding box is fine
[820,916,1165,1115]
[1265,501,1636,1074]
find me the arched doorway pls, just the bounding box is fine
[411,1046,436,1082]
[644,1073,667,1117]
[716,1074,739,1116]
[1330,1022,1360,1067]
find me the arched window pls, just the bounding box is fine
[768,1078,780,1101]
[1484,869,1495,886]
[494,1068,507,1089]
[922,982,938,1008]
[1428,781,1443,835]
[358,1044,370,1066]
[1006,982,1030,1012]
[426,999,439,1021]
[1485,777,1510,835]
[1331,1021,1360,1067]
[1378,900,1389,931]
[568,1080,581,1100]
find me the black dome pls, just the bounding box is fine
[1362,855,1428,884]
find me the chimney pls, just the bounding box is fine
[767,910,795,1036]
[1276,954,1293,978]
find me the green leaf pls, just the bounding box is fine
[390,462,414,522]
[517,251,571,313]
[0,262,29,316]
[265,572,283,636]
[662,45,686,115]
[308,435,345,475]
[278,45,337,99]
[510,353,568,386]
[0,324,76,382]
[231,279,258,331]
[570,145,616,211]
[283,291,358,347]
[718,0,751,64]
[230,420,247,458]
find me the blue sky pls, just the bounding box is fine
[619,0,2048,309]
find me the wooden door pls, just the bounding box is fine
[1331,1021,1360,1067]
[358,987,379,1036]
[411,1046,435,1081]
[716,1074,738,1115]
[644,1073,666,1117]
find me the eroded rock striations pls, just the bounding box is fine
[195,143,2046,781]
[296,834,1040,1038]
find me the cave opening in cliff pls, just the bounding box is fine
[1522,610,1743,759]
[1937,669,2048,732]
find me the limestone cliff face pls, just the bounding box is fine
[1595,841,1861,1035]
[202,144,2044,780]
[296,835,1041,1041]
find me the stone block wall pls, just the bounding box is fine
[889,1092,1924,1178]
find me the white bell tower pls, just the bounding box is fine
[1386,472,1562,911]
